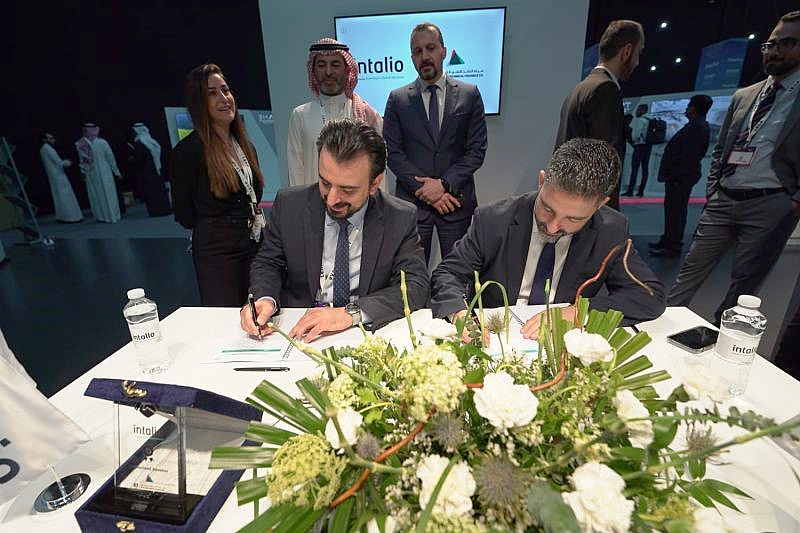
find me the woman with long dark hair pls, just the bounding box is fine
[170,64,266,306]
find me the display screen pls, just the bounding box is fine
[335,7,506,114]
[643,95,732,144]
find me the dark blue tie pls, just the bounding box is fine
[529,242,556,305]
[427,85,439,141]
[332,219,350,307]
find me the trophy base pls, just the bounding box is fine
[34,473,91,512]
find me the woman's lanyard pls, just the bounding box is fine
[230,140,265,241]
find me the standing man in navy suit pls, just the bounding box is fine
[384,22,488,264]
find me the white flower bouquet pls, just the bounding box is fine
[211,240,800,532]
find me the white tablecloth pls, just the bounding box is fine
[1,307,798,532]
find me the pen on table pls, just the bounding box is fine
[248,292,262,340]
[233,367,290,372]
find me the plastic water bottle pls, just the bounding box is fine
[712,295,767,397]
[123,288,170,374]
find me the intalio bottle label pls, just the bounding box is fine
[129,323,162,344]
[715,333,757,360]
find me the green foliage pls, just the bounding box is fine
[526,481,580,533]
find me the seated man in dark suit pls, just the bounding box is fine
[432,138,665,337]
[241,119,429,341]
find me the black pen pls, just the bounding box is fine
[233,367,290,372]
[248,292,262,340]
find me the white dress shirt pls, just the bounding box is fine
[318,200,367,306]
[419,73,447,127]
[515,219,574,305]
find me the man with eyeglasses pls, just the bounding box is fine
[668,10,800,324]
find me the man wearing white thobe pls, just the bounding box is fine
[287,38,385,191]
[74,123,122,223]
[40,132,82,222]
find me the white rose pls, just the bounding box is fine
[417,317,458,340]
[569,461,626,493]
[324,407,363,449]
[692,507,728,533]
[562,462,633,533]
[473,372,539,430]
[612,389,654,449]
[367,516,398,533]
[682,362,729,404]
[417,454,475,516]
[564,329,614,366]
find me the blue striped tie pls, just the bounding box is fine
[332,218,351,307]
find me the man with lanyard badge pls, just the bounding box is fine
[668,10,800,323]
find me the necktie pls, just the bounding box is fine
[721,81,782,178]
[427,85,439,141]
[529,242,556,305]
[332,219,351,307]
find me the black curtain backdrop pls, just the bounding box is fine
[3,1,269,216]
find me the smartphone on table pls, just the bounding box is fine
[666,326,719,354]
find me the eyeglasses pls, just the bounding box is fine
[760,37,799,53]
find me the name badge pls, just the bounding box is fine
[727,145,757,167]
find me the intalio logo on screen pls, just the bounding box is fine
[358,57,405,74]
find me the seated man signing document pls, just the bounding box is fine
[240,119,429,341]
[431,138,665,337]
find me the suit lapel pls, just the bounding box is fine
[732,83,763,135]
[409,83,435,146]
[505,194,534,301]
[358,194,383,296]
[438,78,458,143]
[555,221,597,303]
[776,91,800,148]
[304,195,325,301]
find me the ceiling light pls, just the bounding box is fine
[674,57,682,64]
[650,65,658,72]
[659,21,669,30]
[748,33,756,40]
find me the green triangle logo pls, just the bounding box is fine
[449,50,465,65]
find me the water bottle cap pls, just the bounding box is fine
[737,294,761,309]
[127,288,145,300]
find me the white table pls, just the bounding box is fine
[1,307,798,532]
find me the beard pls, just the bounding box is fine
[417,61,440,81]
[763,55,800,76]
[536,219,567,243]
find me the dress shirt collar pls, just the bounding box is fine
[768,66,800,94]
[594,64,620,90]
[324,196,368,229]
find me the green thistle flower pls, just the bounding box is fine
[484,312,506,334]
[685,422,723,462]
[429,412,467,450]
[473,456,530,509]
[266,433,347,510]
[356,432,381,461]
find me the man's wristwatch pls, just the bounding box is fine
[345,302,362,326]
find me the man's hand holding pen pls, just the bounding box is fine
[240,298,276,338]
